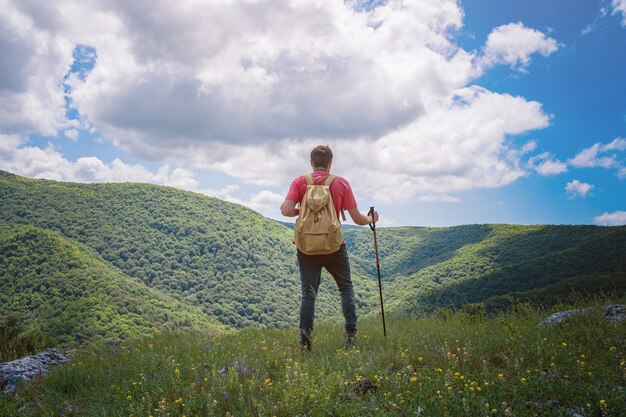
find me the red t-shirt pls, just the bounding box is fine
[285,171,358,220]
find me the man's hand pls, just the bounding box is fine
[348,208,379,226]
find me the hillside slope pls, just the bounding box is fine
[344,224,626,314]
[1,169,625,341]
[0,171,377,330]
[0,225,224,346]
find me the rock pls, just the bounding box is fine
[525,401,541,413]
[0,348,69,395]
[604,305,626,321]
[545,399,560,409]
[540,305,626,326]
[541,309,581,326]
[567,407,584,417]
[103,338,121,346]
[353,378,377,396]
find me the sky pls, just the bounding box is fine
[0,0,625,227]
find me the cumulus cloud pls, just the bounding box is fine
[478,22,559,73]
[527,152,568,176]
[569,138,626,174]
[0,0,560,205]
[593,210,626,226]
[565,180,593,199]
[613,0,626,26]
[0,4,71,135]
[59,0,472,150]
[175,86,551,202]
[0,134,225,192]
[64,129,79,141]
[225,190,285,218]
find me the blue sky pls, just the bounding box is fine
[0,0,624,227]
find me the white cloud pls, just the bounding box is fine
[565,180,593,199]
[0,134,229,193]
[0,0,559,205]
[0,3,71,136]
[613,0,626,26]
[569,138,626,174]
[527,152,568,176]
[418,194,462,203]
[64,129,79,141]
[478,22,559,73]
[225,190,285,218]
[174,86,551,203]
[59,0,471,149]
[593,210,626,226]
[602,137,626,151]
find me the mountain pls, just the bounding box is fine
[343,224,626,315]
[1,169,625,346]
[0,224,224,346]
[0,170,377,334]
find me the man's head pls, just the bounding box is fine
[310,145,333,170]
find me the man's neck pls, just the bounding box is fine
[313,168,328,173]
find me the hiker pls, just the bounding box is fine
[280,145,378,351]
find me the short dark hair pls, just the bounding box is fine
[310,145,333,168]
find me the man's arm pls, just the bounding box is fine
[281,199,300,217]
[348,207,379,226]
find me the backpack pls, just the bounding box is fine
[295,174,343,255]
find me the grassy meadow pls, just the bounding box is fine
[2,302,625,417]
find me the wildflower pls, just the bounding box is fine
[561,342,568,348]
[175,367,181,377]
[610,346,617,352]
[410,376,418,382]
[127,395,132,401]
[520,377,527,383]
[476,386,482,392]
[175,398,183,404]
[599,399,606,406]
[498,374,504,380]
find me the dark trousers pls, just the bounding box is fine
[297,244,357,343]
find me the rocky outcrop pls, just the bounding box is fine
[541,304,626,326]
[0,348,69,395]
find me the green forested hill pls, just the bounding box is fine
[344,224,626,315]
[0,171,377,334]
[1,170,625,348]
[0,225,224,346]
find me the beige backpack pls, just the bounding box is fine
[295,174,344,255]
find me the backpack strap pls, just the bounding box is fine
[304,174,314,185]
[322,175,347,221]
[323,175,337,186]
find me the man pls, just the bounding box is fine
[281,145,378,351]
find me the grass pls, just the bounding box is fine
[1,303,625,416]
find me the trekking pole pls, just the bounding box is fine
[368,206,387,338]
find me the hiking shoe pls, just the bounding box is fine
[300,329,312,352]
[344,330,357,349]
[300,339,312,352]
